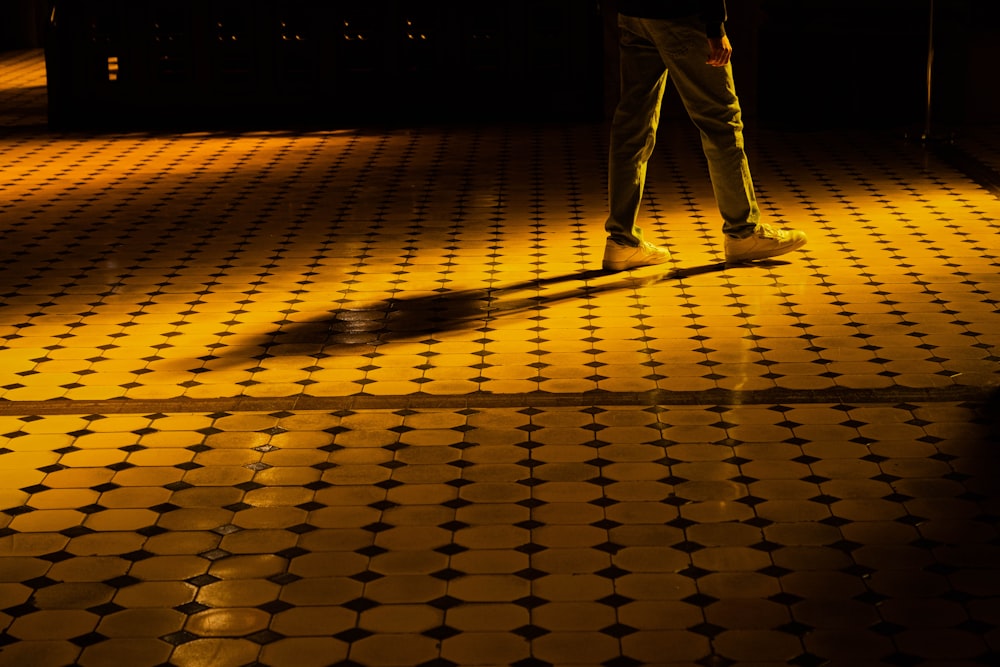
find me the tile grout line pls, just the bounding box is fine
[0,384,993,416]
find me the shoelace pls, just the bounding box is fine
[756,223,785,240]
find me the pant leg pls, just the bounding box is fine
[642,17,760,238]
[605,15,670,246]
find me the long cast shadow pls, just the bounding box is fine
[252,260,785,354]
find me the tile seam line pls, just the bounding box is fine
[0,385,993,416]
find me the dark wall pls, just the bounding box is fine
[756,0,928,129]
[757,0,1000,128]
[931,0,1000,125]
[0,0,48,49]
[43,0,605,129]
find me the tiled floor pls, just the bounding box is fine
[1,49,999,667]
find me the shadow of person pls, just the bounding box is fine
[250,259,793,357]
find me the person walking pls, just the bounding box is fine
[602,0,807,271]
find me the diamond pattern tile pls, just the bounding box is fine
[1,49,999,666]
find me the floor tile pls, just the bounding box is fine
[1,49,999,666]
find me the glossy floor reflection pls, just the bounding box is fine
[1,50,999,667]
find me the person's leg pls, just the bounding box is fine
[605,16,670,246]
[602,15,674,271]
[645,16,806,262]
[645,16,758,239]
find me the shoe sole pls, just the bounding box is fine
[725,238,807,264]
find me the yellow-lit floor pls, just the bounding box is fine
[1,50,999,667]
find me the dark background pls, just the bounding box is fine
[1,0,998,130]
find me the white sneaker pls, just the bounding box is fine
[725,223,807,263]
[602,239,671,271]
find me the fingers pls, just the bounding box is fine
[707,51,729,67]
[706,37,732,67]
[706,48,731,66]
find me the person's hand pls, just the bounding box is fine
[706,35,732,67]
